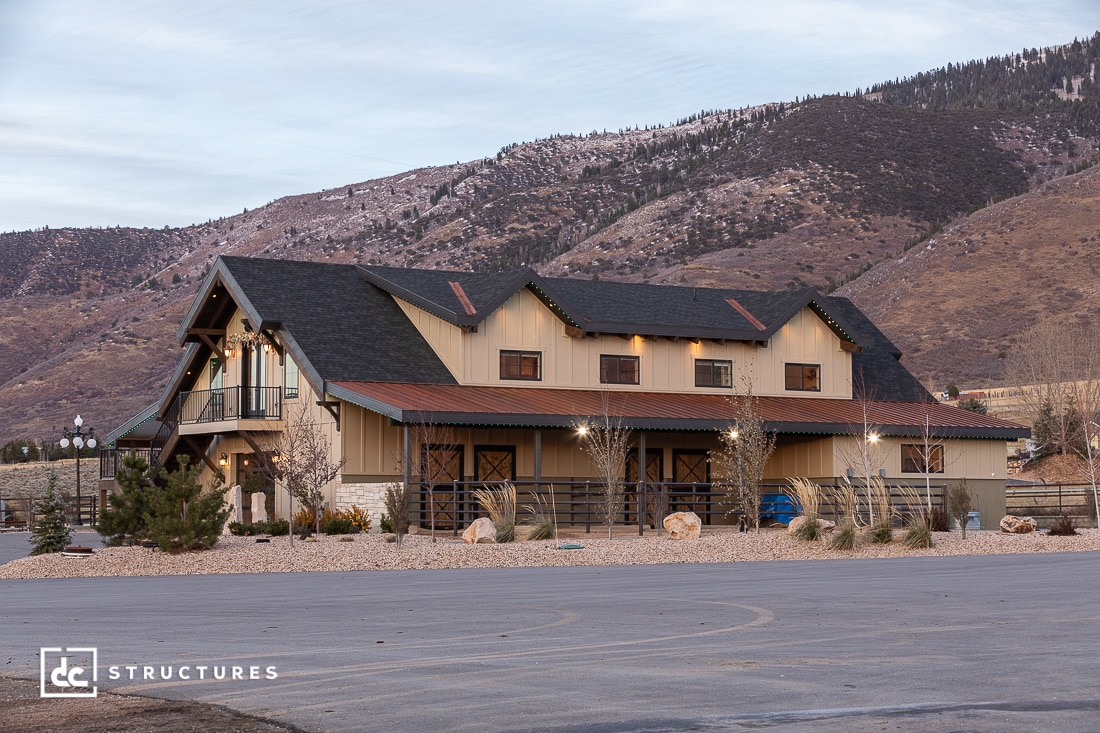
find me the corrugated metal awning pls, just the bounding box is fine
[327,382,1029,440]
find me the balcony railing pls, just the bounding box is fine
[180,386,283,424]
[99,448,154,480]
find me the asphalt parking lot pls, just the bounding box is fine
[2,545,1099,732]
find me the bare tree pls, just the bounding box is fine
[713,375,776,533]
[255,401,346,538]
[945,479,974,539]
[1005,319,1081,457]
[407,415,460,544]
[577,393,633,539]
[835,369,887,525]
[1066,329,1100,529]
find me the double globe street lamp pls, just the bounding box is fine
[59,415,96,526]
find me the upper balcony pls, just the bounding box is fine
[178,385,284,435]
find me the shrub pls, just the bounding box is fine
[519,486,557,541]
[29,471,71,556]
[145,457,229,554]
[829,518,858,550]
[97,452,154,545]
[383,483,412,547]
[945,480,974,539]
[903,517,934,549]
[867,521,894,544]
[929,506,950,532]
[473,482,516,543]
[228,521,269,536]
[267,518,290,536]
[1048,513,1078,536]
[379,514,393,533]
[342,505,373,533]
[292,508,316,532]
[322,514,355,535]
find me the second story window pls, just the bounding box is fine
[695,359,732,388]
[500,350,542,381]
[600,354,639,385]
[284,359,300,399]
[785,363,821,392]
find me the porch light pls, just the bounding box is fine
[729,429,739,440]
[224,345,234,359]
[866,432,879,444]
[262,342,271,353]
[218,453,228,467]
[576,425,588,437]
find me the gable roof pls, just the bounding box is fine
[167,256,932,412]
[179,257,457,392]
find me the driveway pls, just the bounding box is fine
[2,553,1099,731]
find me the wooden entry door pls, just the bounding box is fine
[420,445,464,530]
[474,446,516,482]
[672,449,711,522]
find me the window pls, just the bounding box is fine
[784,363,821,392]
[500,350,542,381]
[695,359,732,388]
[600,355,639,384]
[284,359,300,399]
[902,444,944,473]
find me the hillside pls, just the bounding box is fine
[3,33,1100,444]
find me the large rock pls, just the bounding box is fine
[787,516,836,535]
[462,517,497,544]
[1000,515,1037,534]
[663,511,702,540]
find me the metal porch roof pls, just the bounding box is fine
[327,382,1029,440]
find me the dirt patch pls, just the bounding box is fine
[0,676,304,733]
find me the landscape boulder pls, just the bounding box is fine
[787,516,836,535]
[663,511,702,540]
[462,517,497,544]
[1000,515,1037,534]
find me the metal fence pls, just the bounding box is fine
[1006,484,1097,528]
[403,480,946,536]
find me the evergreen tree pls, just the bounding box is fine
[29,470,72,555]
[145,456,229,554]
[96,452,155,546]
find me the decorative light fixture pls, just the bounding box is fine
[262,342,271,353]
[219,453,228,467]
[224,345,234,359]
[729,428,739,440]
[59,415,96,526]
[576,425,588,437]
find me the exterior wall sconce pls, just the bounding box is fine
[224,346,234,359]
[262,342,271,353]
[218,453,228,467]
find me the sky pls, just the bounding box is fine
[1,1,1098,233]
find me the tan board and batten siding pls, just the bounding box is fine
[394,288,852,398]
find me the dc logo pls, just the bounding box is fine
[40,647,98,698]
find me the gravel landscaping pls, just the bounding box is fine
[2,527,1099,579]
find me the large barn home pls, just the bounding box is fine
[100,256,1028,531]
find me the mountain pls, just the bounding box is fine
[3,33,1100,444]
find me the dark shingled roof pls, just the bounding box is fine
[178,257,930,405]
[213,257,456,385]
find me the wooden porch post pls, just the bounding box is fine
[534,429,542,493]
[638,431,646,536]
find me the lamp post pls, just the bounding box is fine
[59,415,96,526]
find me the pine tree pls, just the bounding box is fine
[96,452,155,546]
[145,456,229,554]
[29,470,72,555]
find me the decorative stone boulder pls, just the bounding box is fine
[663,511,702,540]
[1000,515,1037,534]
[250,492,269,524]
[462,517,497,544]
[787,516,836,535]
